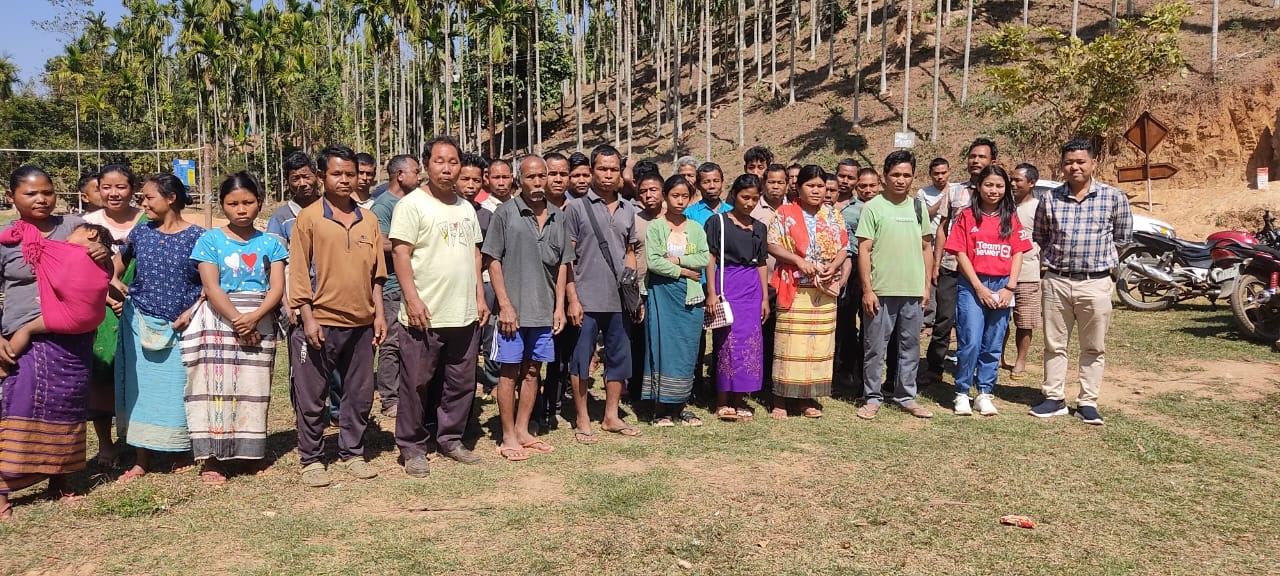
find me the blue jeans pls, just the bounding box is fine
[954,275,1012,395]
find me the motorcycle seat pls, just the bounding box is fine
[1173,237,1210,252]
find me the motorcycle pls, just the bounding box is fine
[1115,210,1280,311]
[1215,233,1280,343]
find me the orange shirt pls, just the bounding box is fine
[288,197,387,327]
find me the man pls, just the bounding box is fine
[482,158,514,212]
[786,163,802,201]
[288,144,388,487]
[743,146,773,178]
[856,151,934,420]
[545,152,572,209]
[834,167,882,393]
[567,152,593,200]
[266,151,320,242]
[391,136,490,475]
[355,152,378,209]
[565,144,643,440]
[369,154,421,419]
[483,155,571,460]
[1031,140,1132,425]
[917,157,955,329]
[755,163,789,222]
[675,155,700,184]
[459,153,499,392]
[1002,163,1041,381]
[927,137,996,380]
[834,158,859,210]
[684,162,730,226]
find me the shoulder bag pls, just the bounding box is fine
[704,213,735,330]
[582,198,642,317]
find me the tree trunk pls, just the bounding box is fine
[626,0,635,156]
[755,0,763,82]
[1110,0,1118,32]
[901,0,912,133]
[771,0,778,94]
[931,0,941,140]
[674,1,684,154]
[1210,0,1219,80]
[852,0,863,127]
[738,0,745,147]
[575,0,584,151]
[1023,0,1029,26]
[961,0,972,104]
[705,0,713,161]
[374,49,382,165]
[1070,0,1079,39]
[535,5,543,153]
[789,0,798,104]
[810,0,819,61]
[879,0,889,95]
[487,50,495,159]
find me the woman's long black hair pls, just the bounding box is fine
[970,164,1017,239]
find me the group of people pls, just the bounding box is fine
[0,133,1132,519]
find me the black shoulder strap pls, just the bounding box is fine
[914,197,924,226]
[582,198,623,284]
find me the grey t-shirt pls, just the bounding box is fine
[566,189,638,313]
[481,197,572,326]
[0,215,86,336]
[370,190,403,295]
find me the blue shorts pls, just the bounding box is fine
[571,311,632,382]
[493,326,555,364]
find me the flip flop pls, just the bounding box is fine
[602,424,642,436]
[200,470,227,485]
[117,468,146,484]
[574,430,598,444]
[715,406,740,421]
[1010,371,1028,381]
[802,407,823,419]
[769,408,788,420]
[0,502,12,521]
[521,439,556,454]
[496,445,530,462]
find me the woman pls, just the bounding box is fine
[706,175,771,422]
[643,175,710,427]
[115,173,204,482]
[767,165,849,419]
[0,166,108,520]
[184,172,287,483]
[82,165,146,467]
[628,170,665,407]
[943,165,1030,417]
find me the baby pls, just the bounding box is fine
[1,222,114,374]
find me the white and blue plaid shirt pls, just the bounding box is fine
[1034,180,1133,274]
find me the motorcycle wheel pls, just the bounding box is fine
[1230,272,1280,342]
[1115,256,1177,311]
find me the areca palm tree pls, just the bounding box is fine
[0,56,18,100]
[470,0,530,157]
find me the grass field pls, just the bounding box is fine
[1,304,1278,575]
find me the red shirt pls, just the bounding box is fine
[943,208,1032,278]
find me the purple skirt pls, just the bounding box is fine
[0,333,93,494]
[713,264,765,393]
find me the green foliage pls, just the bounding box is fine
[980,0,1192,152]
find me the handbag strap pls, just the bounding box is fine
[582,196,623,285]
[717,213,727,302]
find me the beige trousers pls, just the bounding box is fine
[1040,275,1113,407]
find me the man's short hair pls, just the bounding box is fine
[568,151,590,171]
[928,157,949,171]
[460,153,487,171]
[355,152,376,167]
[743,146,774,166]
[765,163,788,177]
[513,154,546,182]
[968,137,998,160]
[696,162,723,179]
[787,162,802,171]
[836,158,859,171]
[316,145,357,173]
[632,160,660,180]
[386,154,417,177]
[590,144,624,169]
[1060,138,1095,159]
[883,150,916,174]
[424,135,460,162]
[857,167,879,180]
[544,151,569,165]
[1015,162,1040,183]
[675,155,700,170]
[488,158,511,172]
[283,150,315,174]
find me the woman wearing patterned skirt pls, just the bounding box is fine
[766,165,850,419]
[706,175,771,422]
[183,173,287,484]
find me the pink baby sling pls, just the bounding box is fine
[0,219,109,334]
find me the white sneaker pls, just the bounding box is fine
[975,394,999,416]
[954,394,973,416]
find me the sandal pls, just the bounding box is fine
[769,407,788,420]
[715,406,740,421]
[0,502,12,521]
[679,410,703,427]
[802,407,823,419]
[652,417,675,427]
[574,430,598,444]
[521,439,556,454]
[736,407,755,422]
[603,424,642,436]
[200,470,227,485]
[496,445,530,462]
[1010,371,1027,381]
[117,467,146,484]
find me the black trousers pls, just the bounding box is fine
[925,269,960,374]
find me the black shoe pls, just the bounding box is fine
[441,446,482,465]
[1075,405,1104,426]
[1028,398,1068,418]
[403,455,431,478]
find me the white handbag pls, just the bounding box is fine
[703,213,735,330]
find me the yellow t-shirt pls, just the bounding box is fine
[388,189,483,328]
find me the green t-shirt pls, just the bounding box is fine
[854,195,932,297]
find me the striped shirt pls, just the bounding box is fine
[1033,180,1133,274]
